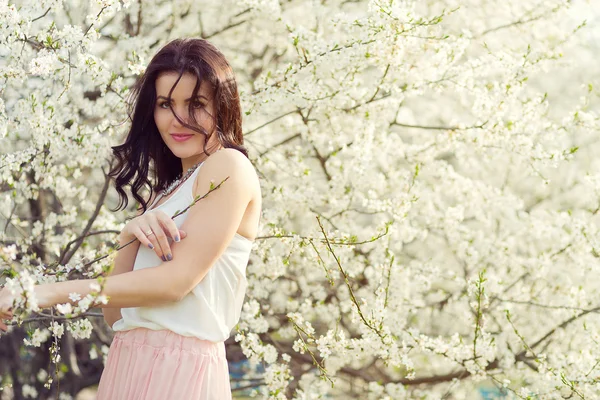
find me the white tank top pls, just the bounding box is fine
[112,163,254,342]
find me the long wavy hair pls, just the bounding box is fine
[108,38,247,214]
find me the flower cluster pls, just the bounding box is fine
[1,0,600,398]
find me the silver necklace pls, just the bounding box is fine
[162,161,203,197]
[161,148,224,196]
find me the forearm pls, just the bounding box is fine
[102,236,140,326]
[35,264,179,310]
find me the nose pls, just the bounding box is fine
[170,107,189,127]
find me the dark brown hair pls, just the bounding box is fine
[108,38,247,214]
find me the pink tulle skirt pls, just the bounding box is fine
[96,327,232,400]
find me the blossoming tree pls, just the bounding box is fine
[1,0,599,398]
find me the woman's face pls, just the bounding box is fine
[154,72,220,165]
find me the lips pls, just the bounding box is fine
[171,133,194,142]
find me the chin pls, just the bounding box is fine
[173,147,205,158]
[165,141,204,156]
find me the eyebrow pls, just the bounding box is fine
[156,95,209,101]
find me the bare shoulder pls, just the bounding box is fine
[193,148,260,198]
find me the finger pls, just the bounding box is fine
[148,219,171,261]
[138,223,166,261]
[157,215,183,244]
[144,212,168,260]
[154,211,181,243]
[131,225,156,251]
[139,224,161,253]
[179,230,187,239]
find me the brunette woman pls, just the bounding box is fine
[0,37,261,400]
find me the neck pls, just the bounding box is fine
[181,158,203,173]
[181,155,206,172]
[180,146,224,171]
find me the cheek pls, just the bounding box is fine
[198,107,215,125]
[154,110,168,132]
[192,108,203,120]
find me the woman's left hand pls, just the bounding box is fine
[0,286,15,332]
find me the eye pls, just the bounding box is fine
[158,101,170,109]
[192,100,206,109]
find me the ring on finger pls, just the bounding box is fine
[145,230,154,236]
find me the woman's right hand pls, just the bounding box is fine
[119,210,187,262]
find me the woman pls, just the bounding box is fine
[0,38,262,399]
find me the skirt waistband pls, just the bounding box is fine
[113,327,226,358]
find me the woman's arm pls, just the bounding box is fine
[34,261,179,309]
[102,191,158,328]
[29,150,254,312]
[101,234,140,328]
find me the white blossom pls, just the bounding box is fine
[21,384,37,398]
[48,321,64,338]
[67,318,93,339]
[1,0,600,397]
[23,328,50,347]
